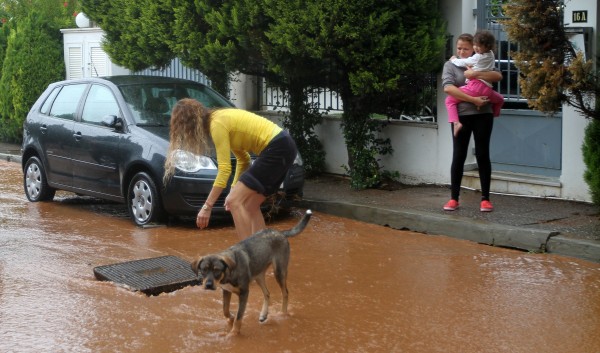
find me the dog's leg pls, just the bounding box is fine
[273,262,289,314]
[222,290,234,329]
[255,272,270,322]
[229,288,249,336]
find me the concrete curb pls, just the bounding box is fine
[0,152,21,164]
[296,199,600,263]
[546,236,600,263]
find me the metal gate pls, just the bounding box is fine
[477,0,562,177]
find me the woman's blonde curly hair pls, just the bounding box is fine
[163,98,212,184]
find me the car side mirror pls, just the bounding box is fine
[101,115,123,130]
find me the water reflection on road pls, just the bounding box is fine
[1,160,599,353]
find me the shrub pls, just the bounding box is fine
[0,11,65,143]
[583,119,600,205]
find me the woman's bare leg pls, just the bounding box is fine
[225,182,266,239]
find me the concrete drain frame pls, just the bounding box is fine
[93,255,201,296]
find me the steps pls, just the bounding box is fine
[463,170,562,197]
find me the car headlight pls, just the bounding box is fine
[172,150,216,172]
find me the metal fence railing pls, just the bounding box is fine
[134,58,210,86]
[260,74,438,123]
[260,84,343,113]
[479,0,530,109]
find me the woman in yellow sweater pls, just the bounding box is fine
[164,98,298,239]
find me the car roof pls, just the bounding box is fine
[52,75,210,87]
[101,75,210,87]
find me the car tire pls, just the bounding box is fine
[23,156,56,202]
[127,171,166,226]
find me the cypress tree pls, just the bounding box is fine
[0,11,65,142]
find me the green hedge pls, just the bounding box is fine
[0,7,69,143]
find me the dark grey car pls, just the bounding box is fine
[21,75,304,226]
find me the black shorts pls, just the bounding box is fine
[239,131,298,196]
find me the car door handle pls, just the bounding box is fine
[73,131,82,141]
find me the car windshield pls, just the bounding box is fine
[117,82,233,126]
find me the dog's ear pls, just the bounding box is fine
[190,257,203,276]
[220,255,236,271]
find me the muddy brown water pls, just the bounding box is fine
[1,160,600,353]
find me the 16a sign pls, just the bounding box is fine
[572,11,587,23]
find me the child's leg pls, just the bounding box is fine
[445,96,461,123]
[487,90,505,117]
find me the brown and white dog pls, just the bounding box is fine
[191,209,312,336]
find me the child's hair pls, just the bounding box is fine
[473,30,496,52]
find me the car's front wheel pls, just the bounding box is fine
[23,156,56,202]
[127,172,166,226]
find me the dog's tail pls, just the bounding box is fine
[282,209,312,238]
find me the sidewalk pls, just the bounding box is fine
[295,174,600,263]
[4,141,599,263]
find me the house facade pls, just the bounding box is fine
[265,0,597,202]
[62,0,598,202]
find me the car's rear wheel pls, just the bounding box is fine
[23,156,56,202]
[127,171,166,226]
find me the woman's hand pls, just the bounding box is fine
[471,96,489,108]
[196,206,212,229]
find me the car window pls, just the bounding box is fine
[81,85,120,125]
[49,84,87,121]
[118,82,233,125]
[186,86,231,108]
[40,87,61,115]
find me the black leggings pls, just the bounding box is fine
[450,113,494,201]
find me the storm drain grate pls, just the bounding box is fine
[93,255,201,296]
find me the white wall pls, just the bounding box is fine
[561,104,591,200]
[560,0,597,201]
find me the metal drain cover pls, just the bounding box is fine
[93,255,201,296]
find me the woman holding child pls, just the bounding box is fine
[442,32,503,212]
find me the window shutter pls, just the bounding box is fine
[89,46,108,77]
[67,46,83,79]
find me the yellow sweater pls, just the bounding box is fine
[210,109,282,188]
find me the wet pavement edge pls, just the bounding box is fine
[3,142,599,263]
[294,199,600,263]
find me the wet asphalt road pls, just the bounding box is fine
[1,160,600,353]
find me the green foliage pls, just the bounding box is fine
[81,0,447,189]
[326,0,445,188]
[263,0,446,188]
[81,0,175,71]
[503,0,600,119]
[341,105,393,189]
[583,119,600,205]
[0,1,75,143]
[170,0,236,95]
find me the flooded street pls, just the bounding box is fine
[1,159,600,353]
